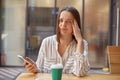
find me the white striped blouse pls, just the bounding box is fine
[36,35,90,76]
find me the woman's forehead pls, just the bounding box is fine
[59,11,74,20]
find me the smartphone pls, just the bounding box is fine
[17,55,32,64]
[17,55,26,62]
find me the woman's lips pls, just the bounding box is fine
[60,27,67,30]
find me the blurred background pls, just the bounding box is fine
[0,0,120,68]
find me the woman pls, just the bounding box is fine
[25,6,90,76]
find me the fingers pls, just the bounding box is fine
[71,20,83,41]
[74,20,80,30]
[74,20,77,26]
[24,57,37,73]
[28,64,36,73]
[23,57,32,66]
[71,20,75,31]
[71,20,80,33]
[25,62,37,73]
[26,57,34,64]
[71,20,77,26]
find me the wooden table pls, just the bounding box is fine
[16,73,120,80]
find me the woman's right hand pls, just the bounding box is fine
[24,57,38,73]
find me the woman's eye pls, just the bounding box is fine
[66,21,71,24]
[68,21,71,23]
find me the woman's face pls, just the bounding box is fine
[59,11,74,36]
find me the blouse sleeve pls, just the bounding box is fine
[72,40,90,76]
[36,39,46,72]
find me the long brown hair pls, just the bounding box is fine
[56,6,82,43]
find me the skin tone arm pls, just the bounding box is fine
[71,19,89,77]
[72,20,84,54]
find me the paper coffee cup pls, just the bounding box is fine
[51,64,63,80]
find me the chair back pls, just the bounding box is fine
[107,46,120,74]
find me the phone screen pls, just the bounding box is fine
[17,55,26,62]
[17,55,32,64]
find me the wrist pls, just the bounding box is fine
[77,39,83,44]
[76,39,84,54]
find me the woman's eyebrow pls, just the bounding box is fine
[66,19,73,21]
[59,18,73,21]
[67,19,74,23]
[67,19,73,20]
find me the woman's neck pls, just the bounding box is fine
[60,35,73,45]
[58,35,73,56]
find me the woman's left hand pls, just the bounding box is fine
[72,20,83,42]
[72,20,84,53]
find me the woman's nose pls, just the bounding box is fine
[61,21,66,27]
